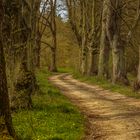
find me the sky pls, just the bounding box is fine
[56,0,68,21]
[40,0,68,21]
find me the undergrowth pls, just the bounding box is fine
[12,68,85,140]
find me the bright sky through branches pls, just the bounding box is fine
[40,0,68,21]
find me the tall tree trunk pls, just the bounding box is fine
[0,1,16,138]
[87,0,97,76]
[87,49,97,76]
[50,19,57,72]
[50,0,57,72]
[0,41,16,140]
[106,0,129,85]
[98,0,110,79]
[111,39,129,84]
[81,37,87,75]
[80,1,87,75]
[35,33,41,68]
[11,49,33,110]
[11,0,38,109]
[137,45,140,84]
[34,0,42,69]
[133,45,140,91]
[50,47,57,72]
[0,38,17,140]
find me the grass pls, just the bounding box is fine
[12,68,85,140]
[58,67,140,99]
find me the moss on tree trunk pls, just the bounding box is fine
[11,62,35,110]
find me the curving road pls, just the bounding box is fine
[49,74,140,140]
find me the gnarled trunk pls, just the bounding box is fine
[111,38,129,85]
[106,0,129,85]
[11,60,34,110]
[10,0,38,109]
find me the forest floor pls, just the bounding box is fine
[49,74,140,140]
[13,70,84,140]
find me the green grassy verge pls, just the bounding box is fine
[12,68,85,140]
[58,67,140,99]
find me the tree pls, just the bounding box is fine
[49,0,58,72]
[134,47,140,90]
[131,0,140,90]
[98,0,110,79]
[0,0,16,138]
[106,0,129,84]
[98,0,129,85]
[4,0,40,110]
[36,0,58,72]
[66,0,100,75]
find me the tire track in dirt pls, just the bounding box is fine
[49,74,140,140]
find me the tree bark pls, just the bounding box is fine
[106,0,129,85]
[0,39,17,140]
[11,49,33,110]
[80,1,88,75]
[50,47,57,72]
[87,0,98,76]
[98,0,110,79]
[35,33,41,68]
[49,0,57,72]
[87,49,98,76]
[111,39,129,85]
[11,0,39,109]
[133,45,140,91]
[80,46,87,75]
[137,46,140,81]
[0,1,16,138]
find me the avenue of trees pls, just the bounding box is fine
[66,0,140,86]
[0,0,140,139]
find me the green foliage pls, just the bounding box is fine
[57,67,74,73]
[41,20,80,69]
[12,68,85,140]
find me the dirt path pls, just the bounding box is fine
[49,74,140,140]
